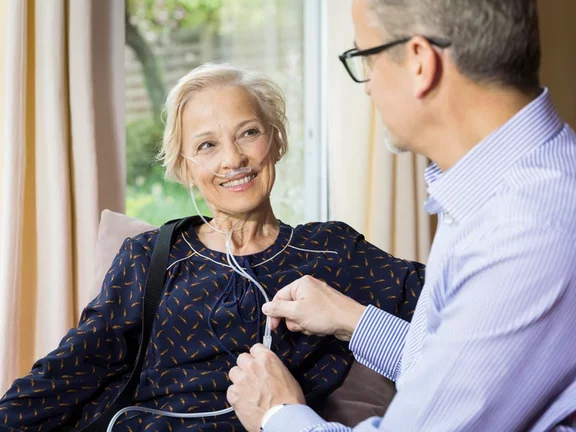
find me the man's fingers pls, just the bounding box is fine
[228,366,241,383]
[226,384,239,405]
[262,299,300,320]
[269,316,281,330]
[286,320,304,333]
[236,352,253,370]
[272,275,320,302]
[267,316,304,333]
[271,283,297,302]
[249,343,269,356]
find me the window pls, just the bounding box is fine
[125,0,325,227]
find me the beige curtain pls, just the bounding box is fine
[0,1,7,233]
[0,0,125,394]
[325,0,433,264]
[364,111,434,263]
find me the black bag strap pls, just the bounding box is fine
[71,218,182,432]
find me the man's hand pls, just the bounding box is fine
[227,344,306,432]
[262,275,367,341]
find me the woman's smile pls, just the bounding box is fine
[219,173,258,191]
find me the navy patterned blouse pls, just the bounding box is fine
[0,218,424,431]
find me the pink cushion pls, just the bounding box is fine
[92,210,395,425]
[91,210,156,299]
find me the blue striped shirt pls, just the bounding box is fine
[266,88,576,431]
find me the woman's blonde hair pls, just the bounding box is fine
[158,63,289,185]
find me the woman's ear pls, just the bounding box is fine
[270,134,282,163]
[182,160,196,189]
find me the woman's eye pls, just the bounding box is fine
[198,142,214,152]
[241,128,260,138]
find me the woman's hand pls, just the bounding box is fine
[227,344,306,432]
[262,275,367,341]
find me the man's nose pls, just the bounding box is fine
[364,79,372,96]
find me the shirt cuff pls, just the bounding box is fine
[261,404,288,429]
[263,404,326,432]
[349,304,410,381]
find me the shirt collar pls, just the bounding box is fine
[424,87,564,222]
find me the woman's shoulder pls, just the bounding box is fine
[125,215,209,262]
[290,220,363,251]
[107,229,159,262]
[293,220,361,238]
[124,222,200,267]
[124,228,161,259]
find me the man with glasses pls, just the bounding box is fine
[228,0,576,430]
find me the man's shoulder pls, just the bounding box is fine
[468,173,576,267]
[494,129,576,231]
[459,136,576,263]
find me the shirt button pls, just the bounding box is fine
[443,213,454,225]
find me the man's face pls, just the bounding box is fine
[351,0,413,153]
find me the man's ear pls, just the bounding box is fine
[407,36,442,99]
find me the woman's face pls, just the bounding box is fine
[181,85,277,217]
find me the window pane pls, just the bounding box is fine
[125,0,311,227]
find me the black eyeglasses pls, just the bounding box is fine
[339,36,452,83]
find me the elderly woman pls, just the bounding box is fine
[0,64,425,432]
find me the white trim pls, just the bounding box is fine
[179,229,295,270]
[182,234,229,268]
[167,252,199,271]
[252,229,294,267]
[287,245,339,255]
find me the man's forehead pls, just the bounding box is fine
[352,0,387,47]
[351,0,369,28]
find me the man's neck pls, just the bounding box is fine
[421,85,540,171]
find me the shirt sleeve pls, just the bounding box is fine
[0,237,150,431]
[264,403,386,432]
[349,306,410,381]
[379,222,576,431]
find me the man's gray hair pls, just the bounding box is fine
[366,0,541,90]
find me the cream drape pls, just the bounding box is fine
[364,112,433,263]
[0,0,7,217]
[325,0,433,263]
[0,0,125,394]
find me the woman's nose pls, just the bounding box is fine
[221,139,248,169]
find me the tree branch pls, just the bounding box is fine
[125,4,166,120]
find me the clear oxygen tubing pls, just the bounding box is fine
[179,156,253,179]
[106,185,274,432]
